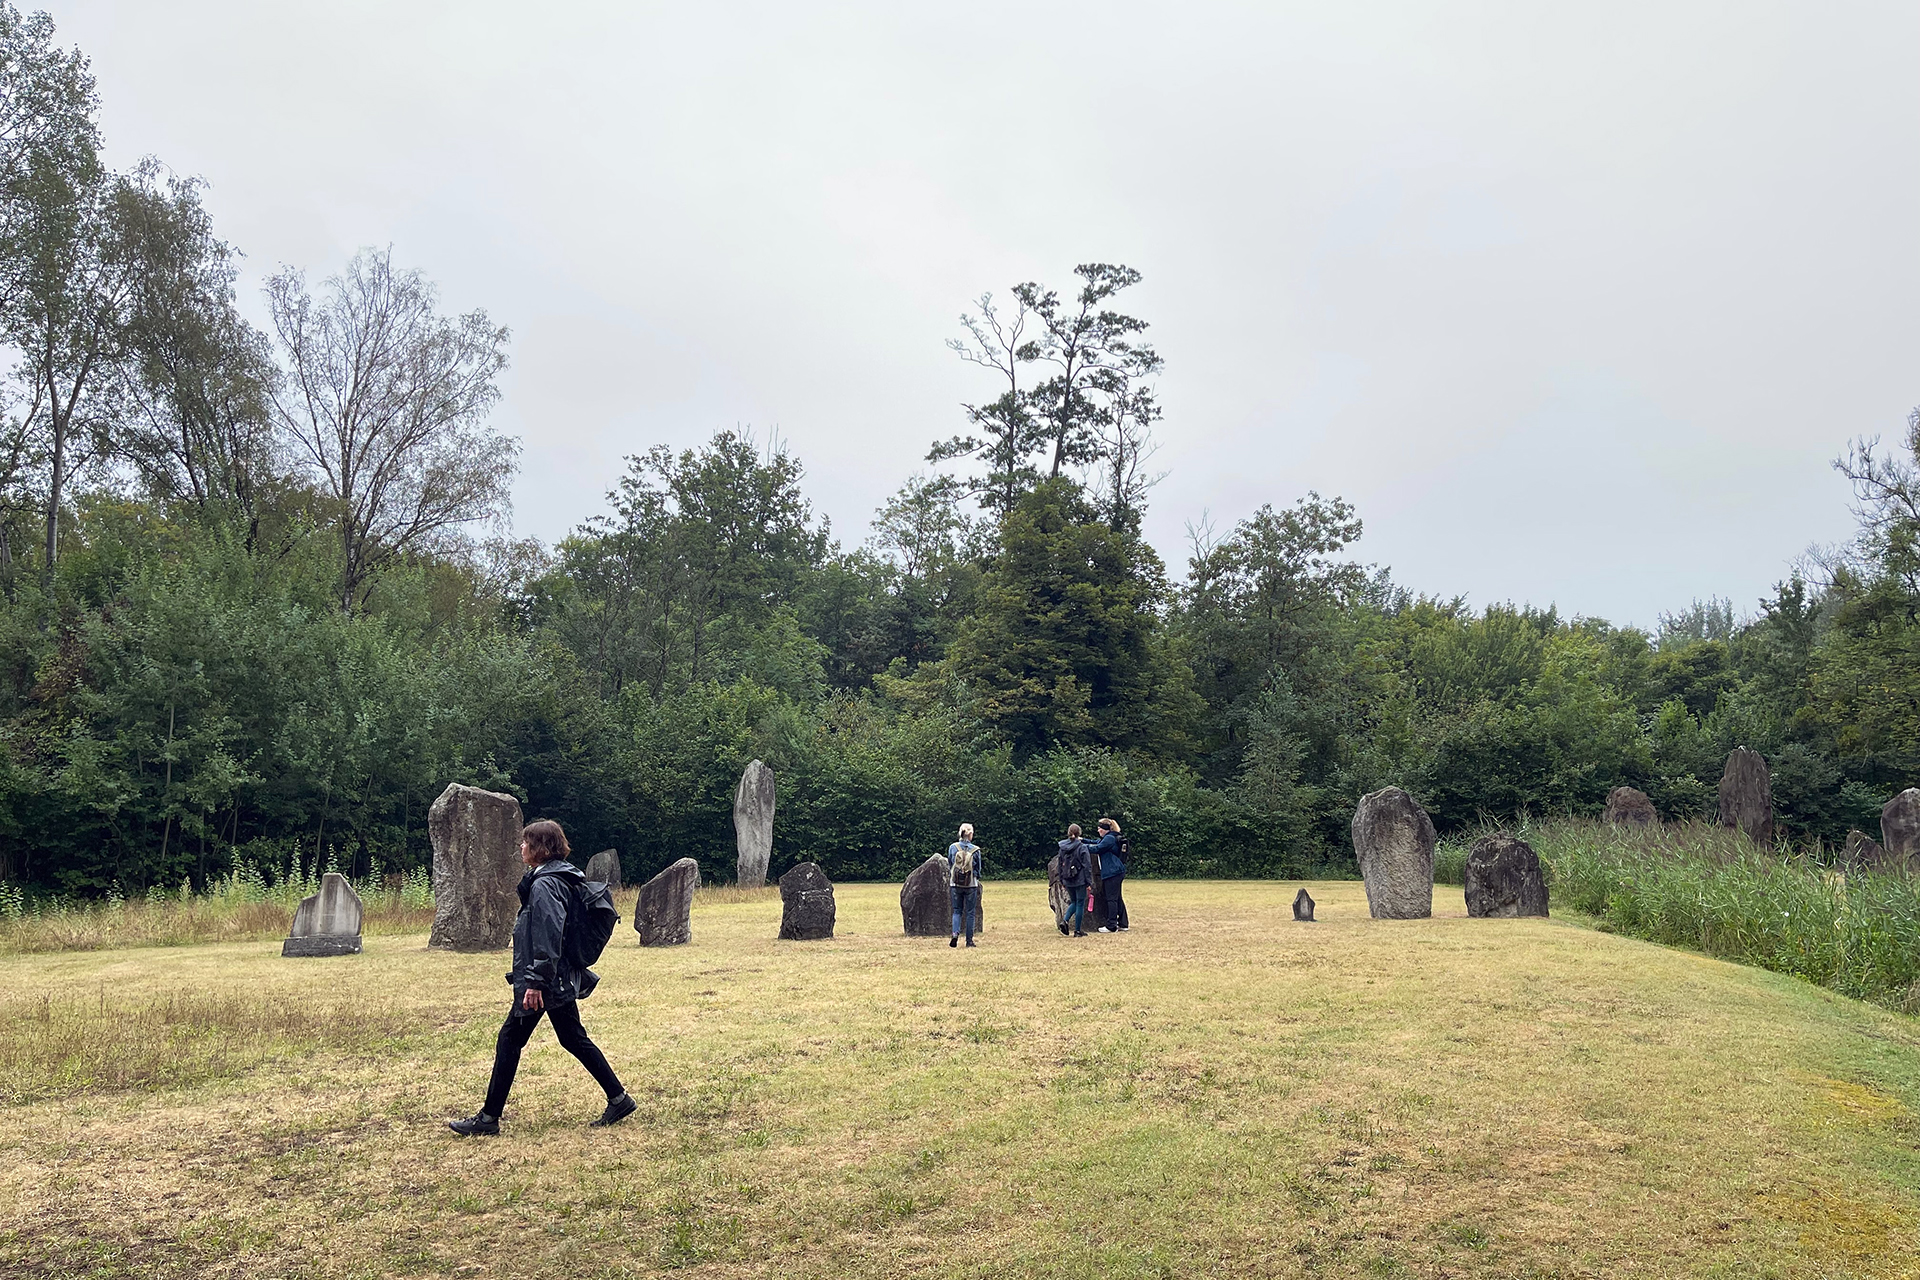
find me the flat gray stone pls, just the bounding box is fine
[1293,888,1315,921]
[1882,789,1920,866]
[1603,786,1658,827]
[1717,747,1774,846]
[1464,833,1549,918]
[1351,786,1435,920]
[288,872,362,939]
[1844,829,1888,871]
[777,862,835,940]
[282,933,362,957]
[901,855,951,936]
[585,848,622,891]
[734,760,776,889]
[635,856,698,946]
[427,783,524,951]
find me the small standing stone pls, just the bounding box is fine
[1293,888,1315,922]
[1882,789,1920,866]
[1603,786,1659,827]
[1351,786,1436,920]
[1464,834,1549,918]
[901,855,951,937]
[1844,830,1888,871]
[427,783,524,951]
[635,857,698,946]
[1717,747,1774,845]
[734,760,776,889]
[585,848,622,891]
[778,862,835,940]
[282,872,364,957]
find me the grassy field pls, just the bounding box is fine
[3,881,1918,1279]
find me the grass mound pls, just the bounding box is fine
[2,881,1918,1278]
[1438,820,1920,1013]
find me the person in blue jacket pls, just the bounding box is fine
[1091,816,1130,933]
[946,822,982,947]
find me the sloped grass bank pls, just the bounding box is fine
[2,882,1918,1279]
[1440,821,1920,1014]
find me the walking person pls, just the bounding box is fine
[1091,817,1130,933]
[1056,823,1093,937]
[448,819,635,1136]
[947,823,982,948]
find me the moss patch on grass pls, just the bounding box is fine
[1,881,1918,1278]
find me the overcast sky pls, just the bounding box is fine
[51,1,1920,627]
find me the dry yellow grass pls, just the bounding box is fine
[2,880,1918,1279]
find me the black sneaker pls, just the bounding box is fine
[949,935,958,948]
[591,1092,636,1128]
[447,1112,499,1137]
[1058,921,1069,935]
[1073,930,1086,937]
[965,939,976,947]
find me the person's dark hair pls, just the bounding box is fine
[1067,823,1082,838]
[522,819,571,864]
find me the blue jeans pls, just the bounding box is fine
[949,885,979,940]
[1061,884,1087,932]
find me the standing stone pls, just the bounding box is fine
[1844,830,1889,872]
[1464,834,1549,918]
[1351,787,1436,920]
[778,862,835,940]
[427,783,524,951]
[1292,888,1315,922]
[282,872,364,957]
[902,855,952,936]
[1047,854,1070,924]
[585,848,622,891]
[1603,786,1659,827]
[1717,747,1774,845]
[1882,789,1920,866]
[635,857,699,946]
[733,760,776,889]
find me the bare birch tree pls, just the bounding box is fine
[265,247,516,611]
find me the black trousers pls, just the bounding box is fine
[1102,873,1129,931]
[482,998,623,1118]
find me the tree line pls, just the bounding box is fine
[0,6,1916,896]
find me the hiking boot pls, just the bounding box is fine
[591,1092,636,1128]
[949,935,958,948]
[447,1112,499,1137]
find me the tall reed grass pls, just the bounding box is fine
[0,859,436,954]
[1440,819,1920,1013]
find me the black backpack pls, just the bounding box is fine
[564,878,621,971]
[1117,835,1131,868]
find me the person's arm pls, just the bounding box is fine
[524,876,567,999]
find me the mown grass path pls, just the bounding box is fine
[3,881,1918,1278]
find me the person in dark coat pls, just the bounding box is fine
[1056,823,1093,937]
[448,819,634,1136]
[1091,816,1130,933]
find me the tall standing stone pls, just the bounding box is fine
[585,848,622,891]
[1603,786,1659,827]
[1292,888,1315,922]
[778,862,835,940]
[902,855,951,936]
[1881,789,1920,867]
[1351,787,1435,920]
[282,872,364,956]
[1047,853,1070,924]
[635,857,699,946]
[1464,834,1549,918]
[734,760,776,889]
[427,783,524,951]
[1717,747,1774,845]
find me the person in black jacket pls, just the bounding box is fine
[1056,824,1093,937]
[448,819,634,1136]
